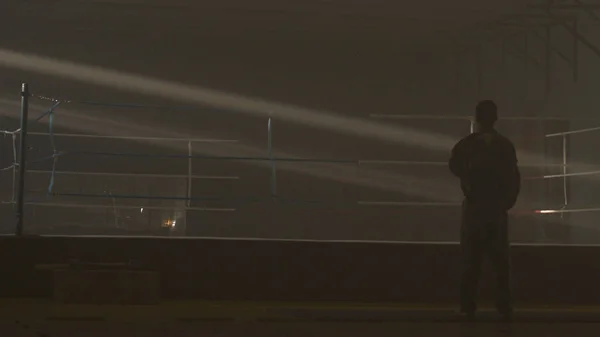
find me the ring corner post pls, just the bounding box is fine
[267,117,277,200]
[187,140,192,209]
[16,83,30,236]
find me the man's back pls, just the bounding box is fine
[449,130,520,213]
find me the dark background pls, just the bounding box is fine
[1,1,600,243]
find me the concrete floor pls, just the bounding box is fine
[3,321,600,337]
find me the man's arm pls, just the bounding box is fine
[449,139,467,178]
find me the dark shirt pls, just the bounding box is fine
[449,130,521,211]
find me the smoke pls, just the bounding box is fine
[0,48,459,151]
[0,98,462,203]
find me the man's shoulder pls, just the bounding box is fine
[493,132,516,148]
[457,133,479,145]
[457,132,494,146]
[472,131,514,146]
[452,134,475,153]
[455,131,515,151]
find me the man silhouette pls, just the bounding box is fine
[449,100,521,321]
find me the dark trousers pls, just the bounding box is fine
[460,201,512,314]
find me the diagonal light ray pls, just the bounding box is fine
[0,98,462,203]
[1,49,598,226]
[0,48,458,151]
[0,48,556,169]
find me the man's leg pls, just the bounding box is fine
[487,213,512,317]
[460,207,485,315]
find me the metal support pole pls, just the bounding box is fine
[267,118,276,199]
[532,29,571,64]
[523,32,529,100]
[524,31,529,74]
[572,18,579,82]
[574,0,600,24]
[501,39,506,70]
[111,195,119,228]
[476,46,483,99]
[562,134,568,217]
[455,51,462,111]
[187,140,192,208]
[16,83,29,236]
[11,133,17,203]
[546,6,600,64]
[540,120,549,240]
[545,25,552,95]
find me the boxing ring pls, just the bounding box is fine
[1,83,599,243]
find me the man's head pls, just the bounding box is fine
[474,100,498,131]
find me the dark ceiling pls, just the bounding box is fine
[2,0,535,44]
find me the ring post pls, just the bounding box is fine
[268,118,277,200]
[16,83,29,236]
[561,134,568,219]
[187,140,192,208]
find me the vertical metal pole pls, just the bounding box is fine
[523,32,529,102]
[524,32,529,73]
[501,39,506,70]
[540,121,549,240]
[11,133,17,203]
[455,51,462,111]
[573,18,579,82]
[476,46,483,99]
[545,26,552,95]
[111,195,119,228]
[268,118,276,199]
[187,140,192,208]
[542,27,551,232]
[16,83,29,236]
[562,134,568,215]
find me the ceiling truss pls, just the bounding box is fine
[447,0,600,97]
